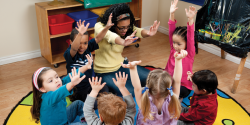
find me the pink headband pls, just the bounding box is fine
[33,67,46,92]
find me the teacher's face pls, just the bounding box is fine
[115,19,130,37]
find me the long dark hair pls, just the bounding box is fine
[99,3,135,38]
[30,67,52,123]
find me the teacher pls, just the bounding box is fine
[94,3,160,96]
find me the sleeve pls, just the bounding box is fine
[133,26,143,38]
[94,22,119,44]
[186,22,196,57]
[88,38,99,52]
[61,68,85,85]
[64,46,76,64]
[83,95,102,125]
[168,19,177,50]
[179,103,214,122]
[42,85,73,106]
[121,94,136,124]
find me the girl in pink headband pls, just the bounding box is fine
[31,54,93,125]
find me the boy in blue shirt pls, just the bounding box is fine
[64,14,114,105]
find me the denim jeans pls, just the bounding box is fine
[97,60,150,97]
[66,100,87,125]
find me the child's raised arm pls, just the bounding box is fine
[185,6,197,26]
[66,67,86,91]
[95,13,114,43]
[121,60,143,108]
[170,0,178,21]
[172,50,188,97]
[78,54,92,73]
[89,77,106,98]
[70,20,90,57]
[112,72,130,97]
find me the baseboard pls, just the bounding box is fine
[0,50,41,65]
[156,26,250,69]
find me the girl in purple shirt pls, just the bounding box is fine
[165,0,197,100]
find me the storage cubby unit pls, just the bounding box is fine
[35,0,142,67]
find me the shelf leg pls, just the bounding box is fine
[231,57,247,94]
[221,49,225,59]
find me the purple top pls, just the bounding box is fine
[136,95,177,125]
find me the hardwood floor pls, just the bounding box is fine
[0,32,250,124]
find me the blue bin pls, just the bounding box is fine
[67,10,99,28]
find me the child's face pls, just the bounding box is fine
[192,82,205,95]
[40,70,62,92]
[172,34,186,53]
[76,35,88,55]
[115,19,131,37]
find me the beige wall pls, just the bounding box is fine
[142,0,159,27]
[158,0,201,28]
[0,0,51,58]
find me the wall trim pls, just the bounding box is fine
[0,50,41,65]
[156,26,250,69]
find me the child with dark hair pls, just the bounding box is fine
[165,0,197,100]
[94,3,160,97]
[83,73,136,125]
[178,70,218,125]
[30,55,92,125]
[64,14,114,103]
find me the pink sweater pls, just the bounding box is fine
[165,19,195,90]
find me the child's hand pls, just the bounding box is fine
[147,20,160,36]
[69,67,86,86]
[174,50,188,60]
[121,60,141,69]
[124,30,138,46]
[105,13,114,29]
[85,54,93,69]
[187,71,193,81]
[76,19,90,35]
[185,6,197,20]
[112,72,128,89]
[89,77,106,93]
[170,0,178,14]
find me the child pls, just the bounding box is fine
[165,0,197,100]
[64,14,114,102]
[122,50,188,124]
[83,72,136,125]
[30,55,92,125]
[178,70,218,125]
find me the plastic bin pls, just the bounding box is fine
[48,14,74,35]
[67,10,99,28]
[90,7,109,16]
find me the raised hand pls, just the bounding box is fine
[121,60,141,69]
[174,50,188,60]
[85,54,93,69]
[185,6,197,20]
[112,72,128,89]
[76,19,90,35]
[124,30,138,46]
[147,20,160,36]
[187,71,193,81]
[170,0,178,14]
[89,77,106,93]
[69,67,86,86]
[106,13,114,29]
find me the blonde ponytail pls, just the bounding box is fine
[168,93,181,119]
[141,90,153,122]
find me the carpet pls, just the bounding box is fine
[3,66,250,125]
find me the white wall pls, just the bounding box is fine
[142,0,159,27]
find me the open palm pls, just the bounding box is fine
[76,20,90,35]
[185,6,197,19]
[170,0,178,14]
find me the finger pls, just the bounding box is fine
[71,68,75,77]
[81,20,85,26]
[185,8,188,13]
[77,21,80,29]
[115,73,119,80]
[92,77,94,83]
[98,77,102,84]
[156,21,161,29]
[95,76,98,83]
[101,82,106,88]
[125,74,128,81]
[86,23,90,29]
[123,72,125,79]
[78,67,81,76]
[131,30,137,36]
[69,73,72,80]
[171,1,173,5]
[89,78,92,84]
[112,78,117,84]
[119,71,122,79]
[73,67,77,76]
[80,75,86,81]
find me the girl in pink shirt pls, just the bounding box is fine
[165,0,197,100]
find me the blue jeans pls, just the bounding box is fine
[66,100,87,125]
[97,60,150,97]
